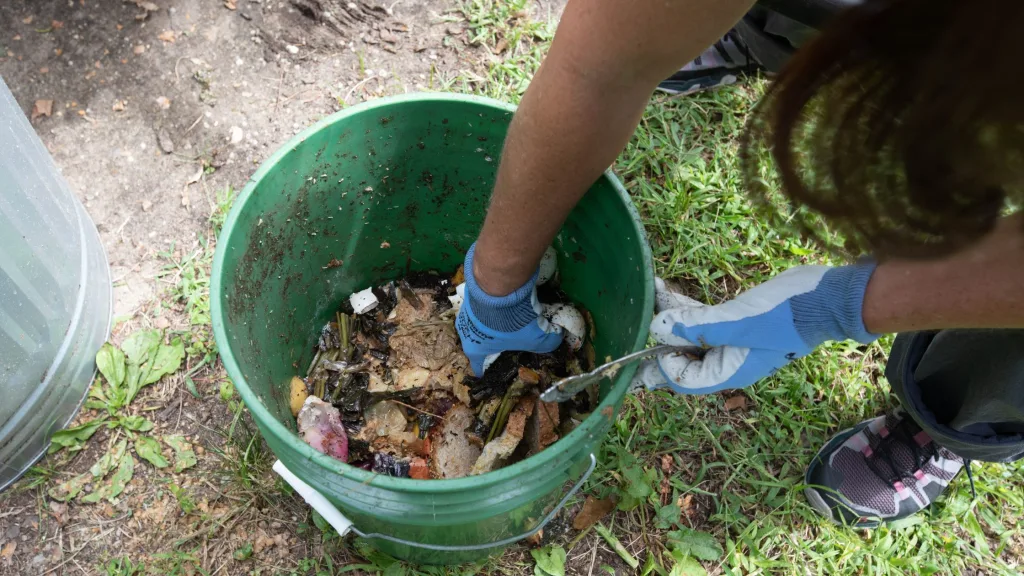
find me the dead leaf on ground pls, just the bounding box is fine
[49,501,69,525]
[0,541,15,562]
[157,30,175,43]
[678,493,695,522]
[661,454,674,474]
[224,0,237,9]
[572,495,617,531]
[31,99,53,121]
[493,38,508,54]
[723,395,748,412]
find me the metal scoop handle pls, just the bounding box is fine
[540,344,705,403]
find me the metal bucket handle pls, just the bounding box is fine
[273,453,597,552]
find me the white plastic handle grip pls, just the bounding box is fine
[273,460,355,537]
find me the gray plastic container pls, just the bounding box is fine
[0,77,112,491]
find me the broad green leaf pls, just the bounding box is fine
[121,330,161,366]
[119,415,154,432]
[49,419,106,454]
[135,436,169,468]
[382,564,407,576]
[655,503,681,529]
[219,380,235,401]
[165,435,198,472]
[96,343,126,389]
[667,553,707,576]
[83,451,134,503]
[90,439,128,478]
[666,529,723,562]
[531,545,566,576]
[619,465,655,510]
[145,338,185,385]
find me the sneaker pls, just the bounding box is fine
[804,409,965,528]
[656,29,758,95]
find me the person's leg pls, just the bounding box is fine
[656,1,851,94]
[804,329,1024,527]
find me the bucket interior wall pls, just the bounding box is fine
[212,94,653,564]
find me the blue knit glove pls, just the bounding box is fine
[455,244,563,375]
[632,264,879,394]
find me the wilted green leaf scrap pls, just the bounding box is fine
[531,545,566,576]
[135,436,169,468]
[164,435,198,472]
[83,451,134,503]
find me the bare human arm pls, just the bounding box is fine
[472,0,756,296]
[862,214,1024,333]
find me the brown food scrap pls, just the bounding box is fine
[409,457,430,479]
[452,264,465,286]
[389,322,461,371]
[525,400,560,455]
[390,292,435,324]
[429,404,481,479]
[470,396,536,475]
[572,495,618,531]
[324,257,343,269]
[518,366,541,385]
[380,241,391,249]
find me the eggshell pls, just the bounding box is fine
[543,303,585,350]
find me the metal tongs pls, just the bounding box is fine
[540,344,707,403]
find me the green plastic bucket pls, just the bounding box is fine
[211,93,654,565]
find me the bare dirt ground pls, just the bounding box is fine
[0,1,522,574]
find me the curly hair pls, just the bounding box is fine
[741,0,1024,259]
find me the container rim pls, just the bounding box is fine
[211,92,655,493]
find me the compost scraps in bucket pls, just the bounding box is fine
[290,247,599,479]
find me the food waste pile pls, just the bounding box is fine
[289,249,599,480]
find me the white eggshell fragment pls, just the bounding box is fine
[448,282,466,312]
[538,246,558,285]
[543,303,585,351]
[349,287,379,314]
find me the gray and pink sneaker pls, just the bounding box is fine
[804,410,965,528]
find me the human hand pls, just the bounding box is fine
[455,243,563,375]
[633,264,878,394]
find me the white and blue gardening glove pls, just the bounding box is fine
[633,263,879,394]
[455,243,563,375]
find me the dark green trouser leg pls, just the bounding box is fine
[888,329,1024,463]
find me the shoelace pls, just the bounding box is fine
[863,416,938,487]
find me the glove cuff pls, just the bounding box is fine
[464,243,540,332]
[792,261,880,346]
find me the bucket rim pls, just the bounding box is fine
[211,92,655,493]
